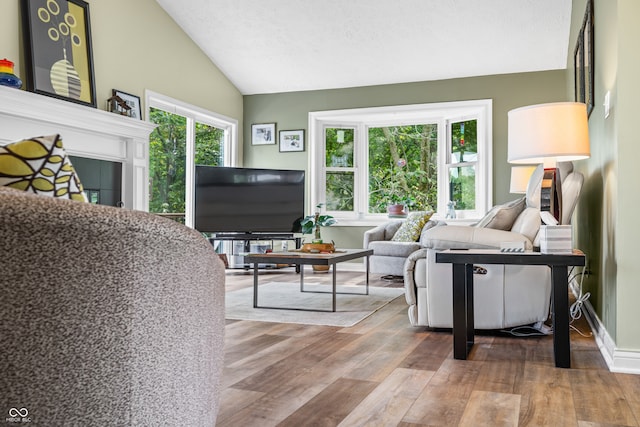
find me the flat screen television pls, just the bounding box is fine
[194,166,305,234]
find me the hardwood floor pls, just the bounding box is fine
[216,269,640,427]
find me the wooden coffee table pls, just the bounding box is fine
[244,249,373,312]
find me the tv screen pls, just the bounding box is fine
[195,166,305,233]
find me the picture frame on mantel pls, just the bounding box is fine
[111,89,142,120]
[21,0,97,108]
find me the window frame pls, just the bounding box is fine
[308,99,492,224]
[146,90,239,228]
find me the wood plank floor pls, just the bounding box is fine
[216,269,640,427]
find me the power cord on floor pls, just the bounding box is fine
[569,264,593,338]
[504,264,592,338]
[503,324,551,337]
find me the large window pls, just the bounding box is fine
[309,100,492,222]
[146,91,238,227]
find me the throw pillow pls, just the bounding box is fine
[474,197,525,230]
[0,134,87,202]
[391,211,434,242]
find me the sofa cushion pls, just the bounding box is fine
[510,207,541,243]
[369,240,421,257]
[422,225,533,250]
[418,220,446,246]
[474,197,525,230]
[391,211,433,242]
[0,134,87,201]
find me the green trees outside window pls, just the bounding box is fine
[368,124,438,213]
[448,119,477,210]
[325,127,355,211]
[148,107,225,221]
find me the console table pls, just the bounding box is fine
[435,249,586,368]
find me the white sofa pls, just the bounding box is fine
[367,162,583,329]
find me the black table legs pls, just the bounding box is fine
[451,262,572,368]
[452,263,474,360]
[552,265,571,368]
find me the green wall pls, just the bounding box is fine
[0,0,243,141]
[244,71,567,249]
[570,0,640,353]
[616,0,640,351]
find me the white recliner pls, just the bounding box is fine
[403,162,583,329]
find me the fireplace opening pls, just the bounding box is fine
[70,156,123,207]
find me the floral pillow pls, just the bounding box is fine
[391,211,434,242]
[0,134,87,202]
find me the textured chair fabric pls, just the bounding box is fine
[0,187,225,426]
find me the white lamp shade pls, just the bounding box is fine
[508,102,590,164]
[510,165,537,194]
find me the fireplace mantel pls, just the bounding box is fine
[0,85,155,211]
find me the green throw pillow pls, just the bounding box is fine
[391,211,434,242]
[0,134,87,202]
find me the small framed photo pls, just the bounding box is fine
[111,89,142,120]
[252,123,276,145]
[279,130,305,152]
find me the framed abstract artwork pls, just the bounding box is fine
[21,0,97,107]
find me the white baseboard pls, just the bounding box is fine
[571,281,640,374]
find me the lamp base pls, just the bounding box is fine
[541,168,562,223]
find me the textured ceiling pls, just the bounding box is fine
[155,0,572,95]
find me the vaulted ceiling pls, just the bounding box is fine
[155,0,572,95]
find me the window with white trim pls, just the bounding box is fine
[146,91,238,228]
[309,100,492,222]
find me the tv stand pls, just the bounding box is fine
[212,232,298,241]
[209,232,302,270]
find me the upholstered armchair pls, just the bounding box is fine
[364,217,445,277]
[403,162,584,328]
[0,187,226,425]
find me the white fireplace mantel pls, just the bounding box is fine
[0,85,156,211]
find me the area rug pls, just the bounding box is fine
[225,282,405,327]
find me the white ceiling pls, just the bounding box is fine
[155,0,572,95]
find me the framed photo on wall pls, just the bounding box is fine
[574,0,594,117]
[21,0,97,107]
[279,130,305,152]
[251,123,276,145]
[574,29,584,106]
[583,0,594,117]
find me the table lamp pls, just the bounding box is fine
[509,165,537,194]
[507,102,590,222]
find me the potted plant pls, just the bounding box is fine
[384,158,416,216]
[387,192,407,216]
[299,204,337,270]
[300,203,336,245]
[385,180,415,216]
